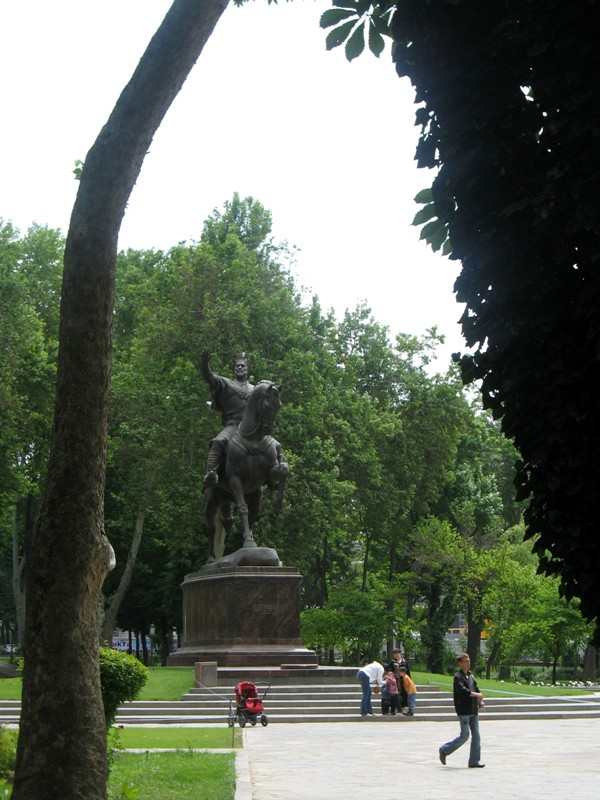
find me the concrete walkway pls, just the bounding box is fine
[236,717,600,799]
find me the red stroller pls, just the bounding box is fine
[229,680,270,727]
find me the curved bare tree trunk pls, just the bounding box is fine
[466,599,483,666]
[101,470,156,643]
[484,639,501,680]
[12,2,229,797]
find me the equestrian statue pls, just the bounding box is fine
[200,351,289,563]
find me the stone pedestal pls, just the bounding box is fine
[168,565,317,667]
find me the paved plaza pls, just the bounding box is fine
[236,717,600,799]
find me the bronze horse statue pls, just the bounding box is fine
[204,380,289,563]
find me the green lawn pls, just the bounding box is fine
[0,680,20,701]
[411,669,594,697]
[137,666,195,701]
[114,726,241,749]
[0,666,196,702]
[108,751,235,800]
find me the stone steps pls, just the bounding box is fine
[2,682,598,726]
[115,687,600,723]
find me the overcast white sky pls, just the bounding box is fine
[1,0,468,364]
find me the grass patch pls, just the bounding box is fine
[137,667,195,701]
[0,666,195,703]
[0,680,20,701]
[115,726,241,749]
[108,751,235,800]
[413,670,594,697]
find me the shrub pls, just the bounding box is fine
[443,642,461,675]
[531,667,577,684]
[0,725,17,780]
[99,647,149,727]
[518,666,537,684]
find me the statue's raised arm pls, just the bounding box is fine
[199,349,215,385]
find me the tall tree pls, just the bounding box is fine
[0,222,62,643]
[13,2,230,797]
[504,577,594,684]
[480,543,539,678]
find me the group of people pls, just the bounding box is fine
[357,651,486,768]
[356,650,417,718]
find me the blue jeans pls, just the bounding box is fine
[357,670,373,715]
[440,714,481,765]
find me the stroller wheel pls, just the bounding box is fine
[250,718,257,726]
[227,715,235,728]
[261,714,268,727]
[238,713,247,728]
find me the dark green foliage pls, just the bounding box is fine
[385,0,600,630]
[99,647,149,727]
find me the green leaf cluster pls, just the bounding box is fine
[320,2,395,61]
[412,188,452,255]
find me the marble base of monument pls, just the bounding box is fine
[168,562,317,667]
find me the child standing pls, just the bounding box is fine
[399,666,417,715]
[384,669,402,715]
[380,679,391,715]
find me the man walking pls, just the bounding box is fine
[439,652,485,768]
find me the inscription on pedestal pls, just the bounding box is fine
[168,566,317,666]
[183,567,302,646]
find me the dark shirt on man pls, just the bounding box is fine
[453,669,480,716]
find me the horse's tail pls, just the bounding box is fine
[214,506,227,560]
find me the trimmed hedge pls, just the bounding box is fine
[99,647,149,727]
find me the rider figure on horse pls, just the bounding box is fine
[200,350,254,488]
